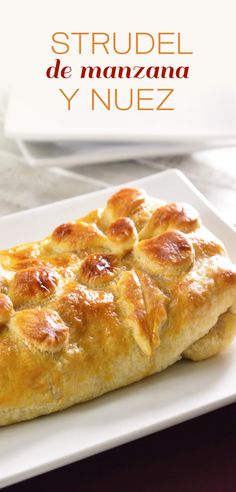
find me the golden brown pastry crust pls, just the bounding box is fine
[0,187,235,426]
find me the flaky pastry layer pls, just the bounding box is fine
[0,188,236,426]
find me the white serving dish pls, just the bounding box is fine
[0,169,235,488]
[17,139,236,168]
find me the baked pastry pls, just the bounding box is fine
[0,187,235,426]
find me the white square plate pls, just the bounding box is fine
[0,169,236,488]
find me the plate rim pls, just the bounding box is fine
[0,168,235,230]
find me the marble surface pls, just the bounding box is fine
[0,105,235,225]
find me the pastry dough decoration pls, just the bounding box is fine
[54,283,116,336]
[0,294,13,325]
[10,309,69,352]
[79,254,118,287]
[101,187,161,231]
[117,270,168,355]
[117,270,153,356]
[139,202,200,239]
[0,187,235,426]
[51,221,108,253]
[134,230,194,280]
[102,188,147,225]
[8,267,59,308]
